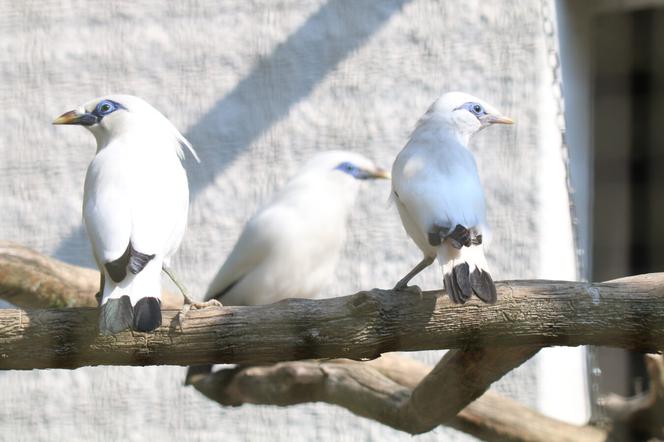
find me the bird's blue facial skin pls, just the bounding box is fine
[456,102,486,119]
[92,100,125,120]
[76,99,127,126]
[335,161,371,180]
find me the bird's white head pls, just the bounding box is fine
[300,150,390,183]
[53,94,199,161]
[292,150,390,206]
[423,91,513,145]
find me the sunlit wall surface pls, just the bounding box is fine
[0,0,577,440]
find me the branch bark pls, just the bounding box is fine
[600,354,664,440]
[0,241,182,309]
[189,353,608,441]
[2,242,660,440]
[1,269,664,369]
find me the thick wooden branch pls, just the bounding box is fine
[1,268,664,369]
[600,354,664,439]
[2,243,660,439]
[0,241,182,309]
[0,242,99,308]
[189,353,607,440]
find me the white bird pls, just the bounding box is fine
[185,150,389,384]
[391,92,513,303]
[53,94,199,334]
[205,150,389,305]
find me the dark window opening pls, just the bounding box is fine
[592,6,664,437]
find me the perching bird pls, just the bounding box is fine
[53,94,200,334]
[391,92,513,303]
[185,150,389,384]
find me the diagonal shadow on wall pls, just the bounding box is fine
[54,0,411,268]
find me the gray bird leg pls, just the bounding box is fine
[162,265,222,327]
[394,256,435,291]
[95,272,104,306]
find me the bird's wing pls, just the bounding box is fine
[83,150,134,271]
[84,140,188,283]
[128,143,189,261]
[204,207,286,301]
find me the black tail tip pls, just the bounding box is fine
[445,264,498,304]
[99,295,134,335]
[470,268,498,304]
[445,262,472,304]
[133,297,162,332]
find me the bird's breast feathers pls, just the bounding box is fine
[393,143,486,235]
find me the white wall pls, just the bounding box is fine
[0,0,579,439]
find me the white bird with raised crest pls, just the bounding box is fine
[391,92,513,303]
[54,94,203,334]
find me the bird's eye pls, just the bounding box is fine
[345,164,354,171]
[96,100,117,115]
[472,104,483,115]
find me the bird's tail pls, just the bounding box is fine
[99,259,163,335]
[438,243,497,304]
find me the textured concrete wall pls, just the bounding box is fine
[0,0,577,440]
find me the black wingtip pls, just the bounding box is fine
[133,297,162,332]
[98,295,133,335]
[128,244,155,275]
[470,268,498,304]
[104,243,155,283]
[105,244,131,283]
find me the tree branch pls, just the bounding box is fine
[3,242,660,440]
[1,268,664,369]
[0,241,182,309]
[600,354,664,440]
[188,353,608,440]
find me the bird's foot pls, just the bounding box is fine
[177,298,222,329]
[403,285,423,296]
[186,299,223,310]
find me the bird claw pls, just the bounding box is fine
[403,285,423,295]
[177,299,223,329]
[187,299,223,310]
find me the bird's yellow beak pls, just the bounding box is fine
[53,110,81,125]
[53,109,98,126]
[370,167,391,180]
[485,114,514,125]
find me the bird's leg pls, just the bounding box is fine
[162,264,195,304]
[162,265,222,327]
[394,256,435,291]
[444,224,473,249]
[95,273,105,306]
